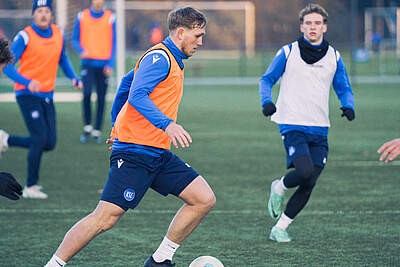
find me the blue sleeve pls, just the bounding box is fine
[71,14,84,54]
[259,46,288,106]
[59,34,79,80]
[333,56,355,110]
[2,32,31,87]
[128,51,173,130]
[106,18,116,68]
[111,69,134,126]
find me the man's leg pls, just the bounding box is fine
[46,201,125,266]
[148,176,215,265]
[80,66,94,143]
[167,176,215,243]
[94,67,108,132]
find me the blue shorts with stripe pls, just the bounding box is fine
[100,150,199,211]
[282,131,329,169]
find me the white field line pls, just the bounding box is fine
[0,208,399,215]
[328,160,400,167]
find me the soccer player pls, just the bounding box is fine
[259,4,355,242]
[1,0,83,199]
[45,7,215,267]
[0,37,13,74]
[378,138,400,163]
[72,0,116,144]
[0,38,23,201]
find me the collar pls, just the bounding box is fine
[90,8,104,18]
[31,23,52,38]
[303,37,323,47]
[162,36,188,69]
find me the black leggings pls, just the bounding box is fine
[282,156,323,219]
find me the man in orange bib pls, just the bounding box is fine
[72,0,116,143]
[45,7,215,267]
[1,0,82,199]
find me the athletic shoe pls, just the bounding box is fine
[269,226,292,243]
[22,185,48,199]
[0,129,9,158]
[144,256,175,267]
[80,131,91,144]
[267,179,284,220]
[91,130,102,144]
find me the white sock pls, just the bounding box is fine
[274,176,288,196]
[45,255,66,267]
[152,236,180,263]
[91,129,101,137]
[275,213,293,230]
[83,125,93,133]
[1,131,9,148]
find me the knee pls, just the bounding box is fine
[199,191,216,212]
[296,165,314,181]
[91,212,118,233]
[32,134,47,149]
[44,138,56,151]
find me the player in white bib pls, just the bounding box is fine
[259,4,355,242]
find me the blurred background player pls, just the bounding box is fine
[378,138,400,163]
[72,0,116,144]
[0,37,23,201]
[1,0,83,199]
[259,4,355,242]
[45,7,215,267]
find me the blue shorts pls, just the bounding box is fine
[100,150,199,211]
[282,131,328,169]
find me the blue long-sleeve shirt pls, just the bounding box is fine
[111,37,187,155]
[259,40,355,136]
[72,8,116,68]
[3,23,79,99]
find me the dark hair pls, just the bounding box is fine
[299,3,328,24]
[167,6,207,31]
[0,38,13,65]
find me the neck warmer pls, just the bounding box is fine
[297,37,329,64]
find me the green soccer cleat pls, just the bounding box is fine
[267,179,284,220]
[269,226,292,243]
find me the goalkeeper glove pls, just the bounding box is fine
[0,172,23,200]
[262,102,276,117]
[340,107,355,121]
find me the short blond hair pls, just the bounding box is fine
[299,3,328,24]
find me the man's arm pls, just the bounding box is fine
[71,12,84,55]
[259,45,289,107]
[2,31,31,87]
[111,69,134,127]
[106,14,116,69]
[59,34,79,81]
[128,50,173,130]
[333,52,355,110]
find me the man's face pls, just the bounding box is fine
[92,0,105,12]
[300,13,327,44]
[180,26,206,57]
[33,7,52,29]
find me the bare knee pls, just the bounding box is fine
[198,191,216,212]
[90,208,122,233]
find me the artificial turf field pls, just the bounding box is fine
[0,82,399,266]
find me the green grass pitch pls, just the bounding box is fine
[0,83,399,266]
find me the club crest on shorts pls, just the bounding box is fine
[31,110,40,119]
[288,146,295,156]
[123,188,135,201]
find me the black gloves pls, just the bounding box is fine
[340,107,355,121]
[262,102,276,117]
[0,172,23,200]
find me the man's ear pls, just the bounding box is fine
[176,27,185,41]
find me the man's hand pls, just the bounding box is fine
[72,78,83,90]
[103,66,113,77]
[165,122,192,149]
[106,137,115,150]
[28,80,41,92]
[378,138,400,163]
[0,172,23,200]
[79,50,89,59]
[340,107,355,121]
[262,102,276,117]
